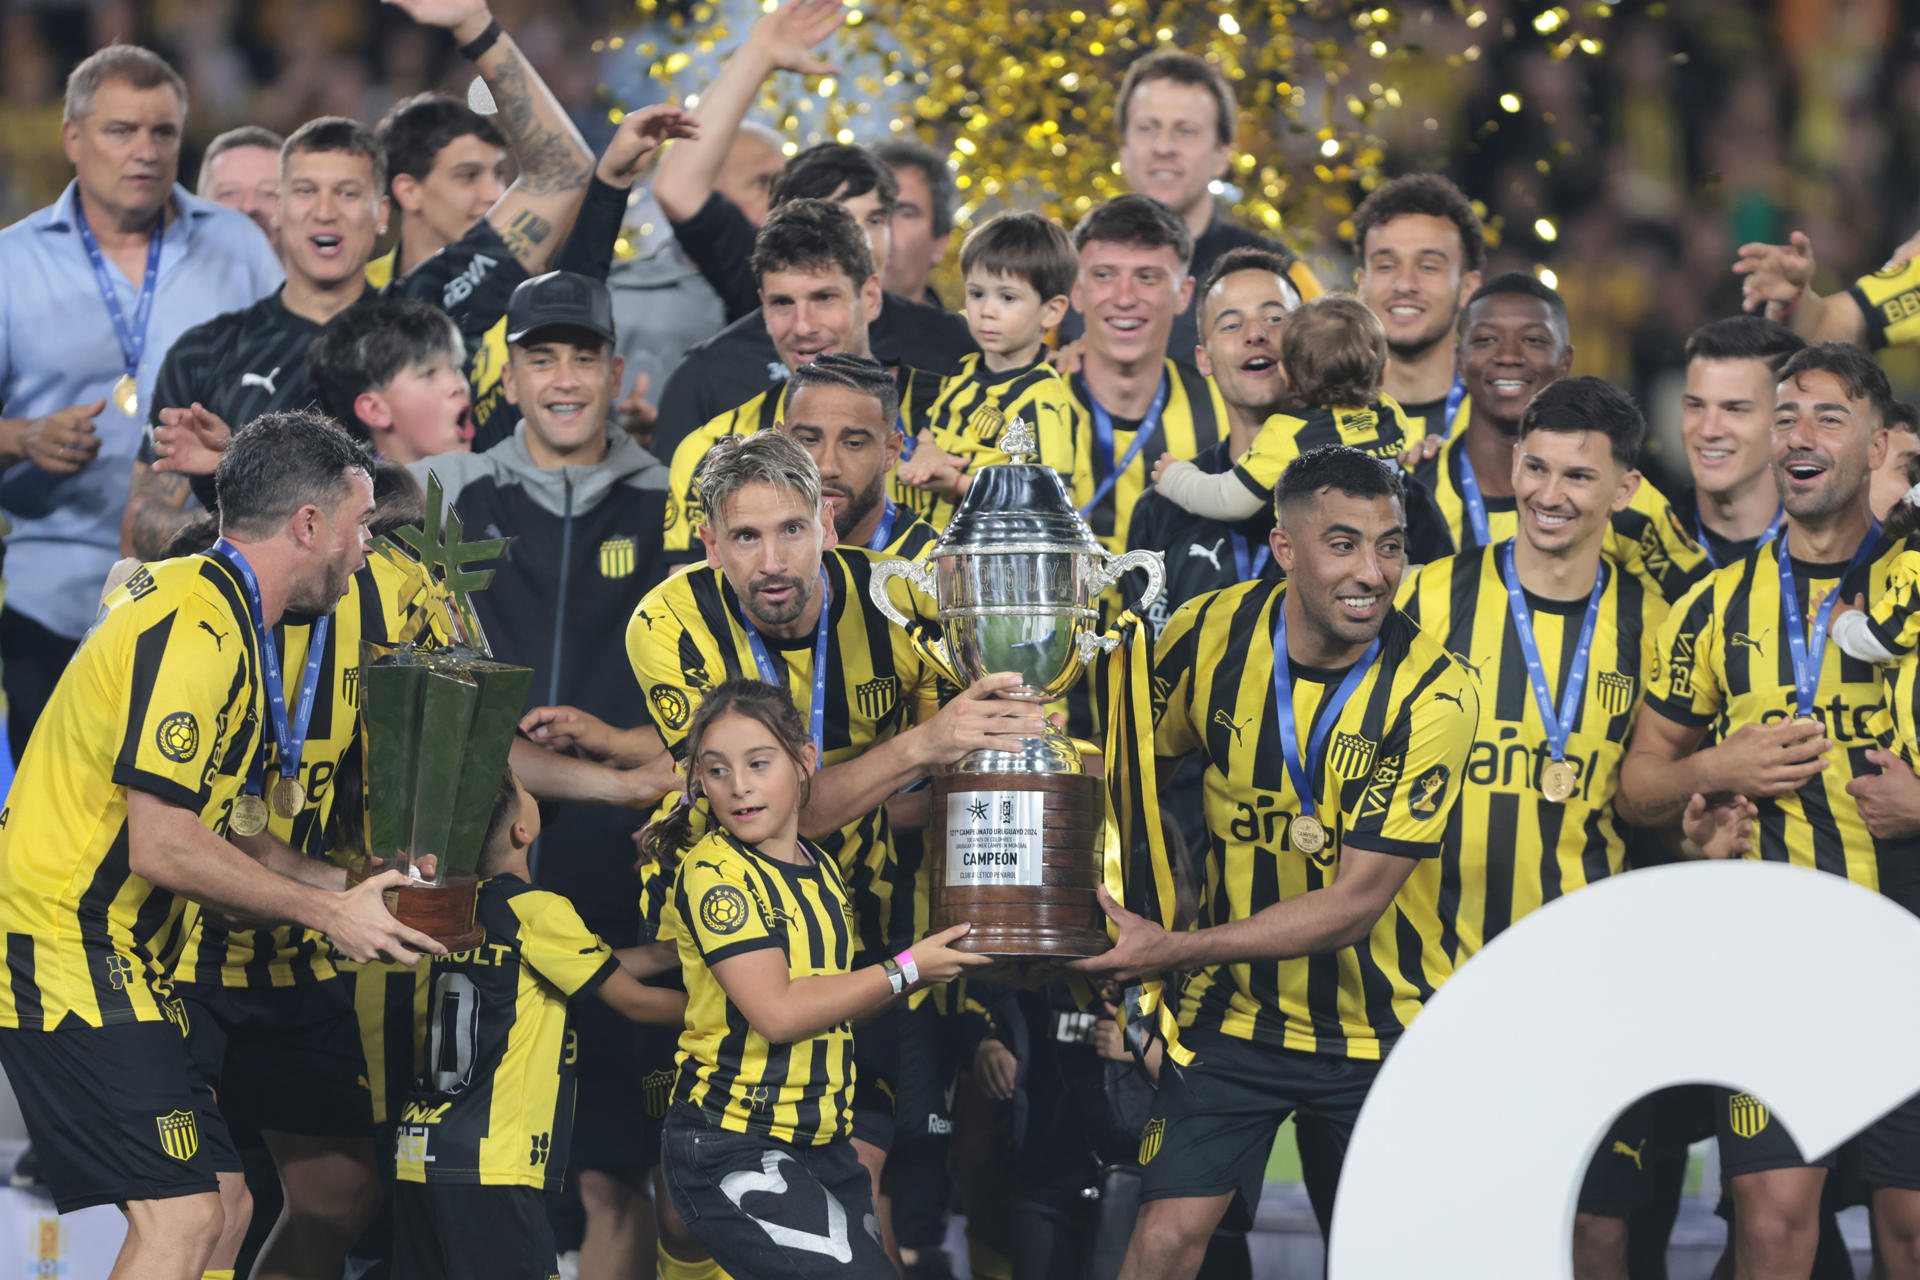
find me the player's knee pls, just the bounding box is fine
[579,1168,643,1226]
[1123,1202,1211,1276]
[284,1163,380,1232]
[129,1191,226,1252]
[1571,1212,1627,1278]
[655,1188,701,1256]
[218,1179,253,1234]
[1734,1202,1818,1265]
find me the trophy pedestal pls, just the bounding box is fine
[929,772,1110,982]
[352,867,486,952]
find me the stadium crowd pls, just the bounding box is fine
[2,1,1920,1279]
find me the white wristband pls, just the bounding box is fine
[895,949,919,988]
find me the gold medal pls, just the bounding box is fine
[269,776,307,819]
[111,374,138,418]
[1541,759,1579,803]
[1291,813,1328,856]
[230,793,269,837]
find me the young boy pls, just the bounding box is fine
[309,295,479,465]
[392,771,685,1280]
[898,211,1090,515]
[1151,293,1417,520]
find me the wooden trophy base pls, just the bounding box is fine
[351,866,485,952]
[929,772,1110,983]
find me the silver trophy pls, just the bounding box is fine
[871,419,1164,967]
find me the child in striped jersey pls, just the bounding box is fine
[1150,293,1414,520]
[1831,491,1920,762]
[646,679,988,1280]
[895,211,1086,509]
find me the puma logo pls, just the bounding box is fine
[1449,652,1483,679]
[695,859,725,874]
[1212,708,1249,745]
[1432,689,1466,712]
[1188,538,1225,573]
[197,620,227,650]
[1611,1138,1646,1171]
[1729,631,1766,654]
[240,367,280,396]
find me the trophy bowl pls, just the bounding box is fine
[871,420,1163,974]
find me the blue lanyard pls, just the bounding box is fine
[1500,541,1605,765]
[1080,373,1170,518]
[74,197,163,384]
[1270,593,1382,822]
[213,539,330,787]
[737,566,831,768]
[1229,528,1270,582]
[1695,506,1783,569]
[1778,521,1880,716]
[1456,449,1492,547]
[1442,374,1467,437]
[867,499,898,552]
[894,413,914,461]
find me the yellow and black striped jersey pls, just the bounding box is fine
[1414,433,1710,605]
[1225,397,1417,501]
[907,353,1090,530]
[172,545,458,990]
[661,370,947,558]
[1394,388,1467,444]
[1150,581,1478,1058]
[394,874,617,1189]
[1645,533,1907,887]
[1861,550,1920,767]
[1845,256,1920,350]
[665,830,857,1146]
[1397,546,1666,959]
[0,552,267,1029]
[626,548,944,961]
[1066,359,1228,551]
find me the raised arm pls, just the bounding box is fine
[385,0,594,271]
[652,0,845,222]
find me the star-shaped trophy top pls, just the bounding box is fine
[1000,415,1037,465]
[386,471,508,655]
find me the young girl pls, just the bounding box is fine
[641,678,988,1279]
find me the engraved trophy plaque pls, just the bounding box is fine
[870,420,1164,971]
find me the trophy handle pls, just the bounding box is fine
[1090,548,1166,613]
[868,557,939,628]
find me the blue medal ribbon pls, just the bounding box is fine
[1080,372,1170,519]
[895,413,915,461]
[1441,373,1467,437]
[74,197,163,391]
[1229,528,1270,582]
[1270,592,1383,825]
[737,566,831,768]
[867,498,898,552]
[1695,506,1784,569]
[213,539,330,791]
[1778,521,1881,716]
[1456,449,1492,548]
[1499,541,1605,768]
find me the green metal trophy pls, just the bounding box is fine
[354,475,530,950]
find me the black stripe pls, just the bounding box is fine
[1481,792,1519,942]
[114,616,177,782]
[7,933,43,1029]
[76,823,141,1022]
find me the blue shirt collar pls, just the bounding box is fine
[38,180,215,243]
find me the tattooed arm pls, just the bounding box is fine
[121,461,195,560]
[386,0,593,271]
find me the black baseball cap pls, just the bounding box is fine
[506,270,616,346]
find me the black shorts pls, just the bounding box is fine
[180,976,372,1141]
[392,1181,557,1280]
[661,1106,893,1279]
[570,987,654,1175]
[1578,1093,1665,1218]
[1716,1087,1837,1178]
[1136,1030,1380,1234]
[0,1019,235,1212]
[1857,1087,1920,1192]
[851,1006,902,1152]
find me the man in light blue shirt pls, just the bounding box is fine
[0,45,281,762]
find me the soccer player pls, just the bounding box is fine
[0,411,435,1280]
[626,430,1045,1264]
[1620,342,1920,1280]
[1668,316,1805,567]
[1397,377,1670,1279]
[1412,274,1709,604]
[895,210,1088,522]
[1067,194,1232,552]
[1077,444,1479,1279]
[646,678,988,1280]
[660,200,944,563]
[780,352,939,558]
[393,770,687,1280]
[1349,173,1486,440]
